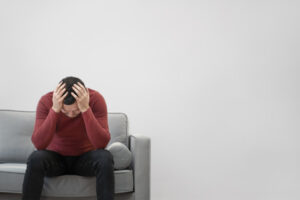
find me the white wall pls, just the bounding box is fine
[0,1,299,200]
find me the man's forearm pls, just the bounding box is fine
[81,107,111,148]
[31,108,58,149]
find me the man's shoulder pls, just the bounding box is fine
[38,91,53,106]
[87,88,107,116]
[88,88,106,102]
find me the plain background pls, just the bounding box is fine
[0,1,299,200]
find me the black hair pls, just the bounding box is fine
[59,76,85,105]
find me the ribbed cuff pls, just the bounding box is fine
[81,107,92,116]
[50,107,60,117]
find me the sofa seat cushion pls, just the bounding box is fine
[0,163,133,197]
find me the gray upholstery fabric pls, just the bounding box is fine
[0,109,151,200]
[106,113,129,147]
[129,135,151,200]
[0,111,36,163]
[106,142,132,170]
[0,110,129,163]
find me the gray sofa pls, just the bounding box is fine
[0,109,151,200]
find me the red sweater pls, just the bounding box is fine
[31,88,111,156]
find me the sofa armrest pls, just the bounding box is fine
[129,134,151,200]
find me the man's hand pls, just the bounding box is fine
[52,81,68,113]
[71,82,90,113]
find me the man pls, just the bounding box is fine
[22,76,114,200]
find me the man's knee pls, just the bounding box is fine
[92,149,114,169]
[26,150,54,169]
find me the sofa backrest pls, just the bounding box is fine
[0,109,128,163]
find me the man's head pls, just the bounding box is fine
[59,76,86,118]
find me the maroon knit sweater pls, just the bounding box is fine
[31,88,111,156]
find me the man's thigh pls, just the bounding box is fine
[71,149,113,176]
[27,149,67,177]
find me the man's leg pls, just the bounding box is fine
[72,149,115,200]
[22,150,67,200]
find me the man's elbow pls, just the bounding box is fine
[102,132,111,148]
[31,135,46,150]
[95,132,111,149]
[105,132,111,146]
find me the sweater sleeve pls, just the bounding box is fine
[81,92,111,149]
[31,97,59,150]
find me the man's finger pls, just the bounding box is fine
[72,86,82,97]
[73,84,84,95]
[58,87,66,97]
[59,92,68,101]
[77,82,86,91]
[71,92,78,100]
[55,82,65,94]
[58,82,66,91]
[54,82,63,93]
[76,83,88,95]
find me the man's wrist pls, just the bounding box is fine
[51,107,60,113]
[81,106,90,113]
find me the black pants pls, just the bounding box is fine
[22,149,114,200]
